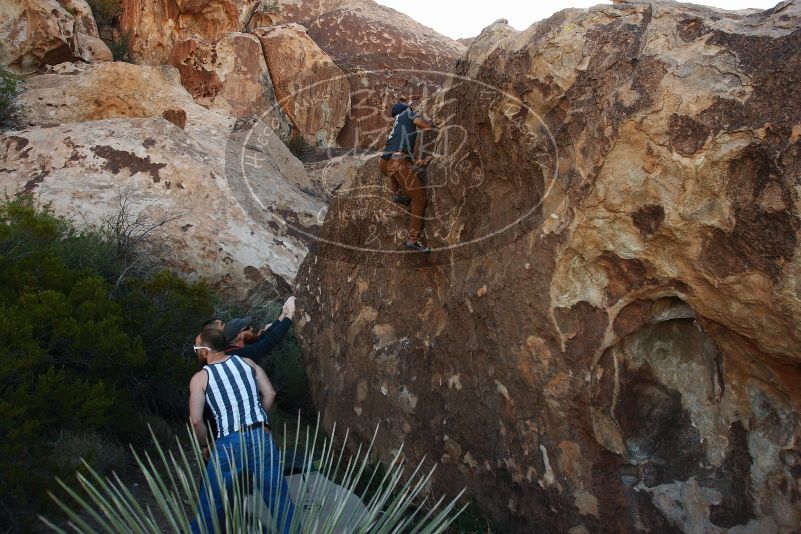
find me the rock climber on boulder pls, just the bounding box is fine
[380,100,437,252]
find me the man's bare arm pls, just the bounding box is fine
[188,371,210,449]
[413,116,436,131]
[243,357,276,412]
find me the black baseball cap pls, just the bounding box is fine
[223,317,252,343]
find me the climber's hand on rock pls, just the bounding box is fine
[281,296,296,320]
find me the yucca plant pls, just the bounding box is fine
[41,416,466,533]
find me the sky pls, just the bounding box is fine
[374,0,782,39]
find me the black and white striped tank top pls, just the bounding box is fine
[203,355,267,438]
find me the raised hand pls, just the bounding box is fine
[281,296,296,320]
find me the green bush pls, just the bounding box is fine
[0,197,328,530]
[259,1,280,11]
[0,66,22,131]
[263,324,315,417]
[0,198,212,530]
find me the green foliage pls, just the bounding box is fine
[43,417,466,533]
[0,66,22,131]
[259,1,280,11]
[444,500,500,533]
[86,0,121,27]
[0,198,213,530]
[265,333,315,417]
[51,429,128,478]
[283,131,314,159]
[105,33,131,63]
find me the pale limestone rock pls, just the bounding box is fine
[58,0,99,36]
[18,61,209,127]
[75,32,113,62]
[0,117,323,296]
[3,60,325,295]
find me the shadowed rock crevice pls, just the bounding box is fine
[590,300,799,532]
[614,360,704,486]
[705,422,755,528]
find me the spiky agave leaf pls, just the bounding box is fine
[41,415,464,533]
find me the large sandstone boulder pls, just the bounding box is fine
[59,0,100,35]
[18,62,204,126]
[0,0,111,72]
[168,32,291,136]
[253,23,349,147]
[120,0,258,65]
[302,150,374,201]
[3,61,325,295]
[295,1,801,532]
[276,0,465,148]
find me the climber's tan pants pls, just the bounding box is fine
[379,158,427,242]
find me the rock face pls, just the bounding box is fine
[120,0,257,65]
[168,32,292,135]
[59,0,100,36]
[18,62,200,125]
[119,0,463,147]
[0,0,111,72]
[254,23,350,147]
[295,2,801,533]
[4,62,325,296]
[302,150,374,201]
[276,0,465,148]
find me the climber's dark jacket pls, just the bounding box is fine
[224,317,292,365]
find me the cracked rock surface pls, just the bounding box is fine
[295,2,801,532]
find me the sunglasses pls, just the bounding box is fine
[194,346,211,352]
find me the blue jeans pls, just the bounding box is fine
[191,428,296,533]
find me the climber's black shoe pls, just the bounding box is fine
[404,240,431,253]
[392,194,411,205]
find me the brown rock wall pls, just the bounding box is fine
[0,0,111,72]
[276,0,465,148]
[254,23,349,147]
[295,2,801,532]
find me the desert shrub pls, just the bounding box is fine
[263,323,315,417]
[106,33,131,63]
[44,417,466,533]
[86,0,121,27]
[0,197,213,530]
[260,1,280,11]
[51,430,128,477]
[0,66,22,131]
[283,131,314,159]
